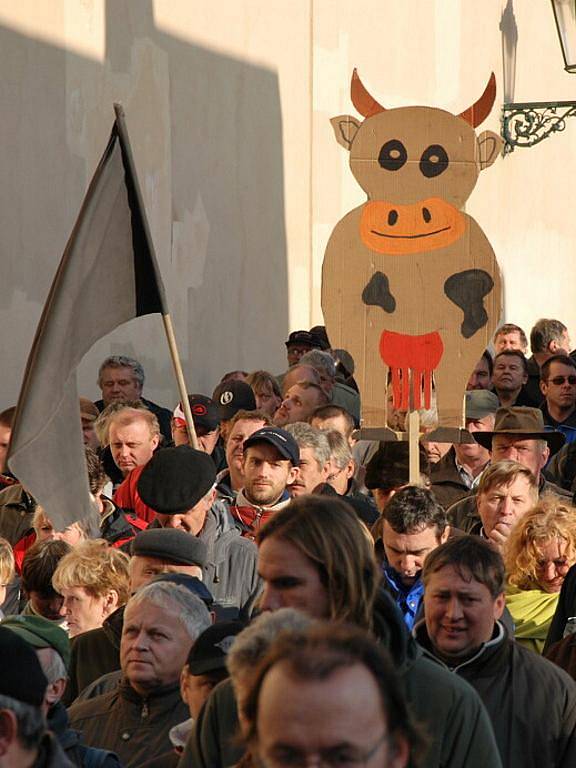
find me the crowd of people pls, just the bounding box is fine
[2,319,576,766]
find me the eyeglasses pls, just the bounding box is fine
[547,375,576,386]
[261,732,389,767]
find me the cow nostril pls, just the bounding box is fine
[422,207,431,223]
[388,210,398,226]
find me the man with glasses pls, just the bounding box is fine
[540,355,576,444]
[244,623,414,768]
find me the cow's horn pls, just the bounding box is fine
[351,69,386,118]
[458,73,497,128]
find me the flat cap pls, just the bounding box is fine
[465,390,500,420]
[132,528,207,567]
[0,626,47,706]
[285,330,314,348]
[137,445,216,514]
[1,614,71,670]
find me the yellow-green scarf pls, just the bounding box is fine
[505,584,559,654]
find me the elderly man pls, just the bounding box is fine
[96,355,172,440]
[450,461,538,552]
[231,427,299,538]
[68,582,211,767]
[245,624,412,768]
[284,423,331,496]
[376,486,450,630]
[416,536,576,768]
[0,626,74,766]
[65,528,209,703]
[540,354,576,444]
[431,390,498,508]
[2,614,120,766]
[108,406,160,479]
[138,446,261,618]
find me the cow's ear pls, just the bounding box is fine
[477,130,503,170]
[330,115,361,150]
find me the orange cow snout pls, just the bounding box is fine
[359,197,466,255]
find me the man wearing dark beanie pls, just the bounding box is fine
[0,626,74,766]
[138,445,260,619]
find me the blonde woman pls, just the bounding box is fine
[504,498,576,653]
[52,539,130,637]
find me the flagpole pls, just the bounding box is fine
[113,103,199,450]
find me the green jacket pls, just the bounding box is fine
[178,591,501,768]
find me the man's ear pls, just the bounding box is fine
[287,465,299,485]
[180,666,190,705]
[477,130,503,170]
[45,678,66,707]
[440,525,450,544]
[330,115,361,150]
[0,709,17,756]
[493,592,506,621]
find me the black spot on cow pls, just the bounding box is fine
[362,272,396,313]
[444,270,494,338]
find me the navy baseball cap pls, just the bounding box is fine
[243,426,300,466]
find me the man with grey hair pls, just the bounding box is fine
[69,582,211,767]
[525,319,571,406]
[1,614,121,766]
[284,423,331,496]
[0,626,74,766]
[300,349,361,424]
[95,355,172,440]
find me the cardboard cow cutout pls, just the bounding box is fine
[322,71,503,430]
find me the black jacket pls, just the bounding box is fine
[48,701,121,767]
[416,621,576,768]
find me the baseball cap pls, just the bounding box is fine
[173,395,220,432]
[285,330,314,348]
[186,620,245,675]
[212,380,256,421]
[243,426,300,466]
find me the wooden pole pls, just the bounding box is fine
[162,313,199,450]
[407,369,420,484]
[113,103,199,450]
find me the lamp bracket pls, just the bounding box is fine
[501,100,576,153]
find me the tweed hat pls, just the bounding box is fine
[473,406,565,454]
[137,445,216,514]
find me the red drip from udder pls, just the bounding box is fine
[380,331,444,411]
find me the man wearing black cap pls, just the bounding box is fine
[2,615,121,766]
[0,625,74,766]
[171,394,221,456]
[285,330,315,368]
[65,528,210,703]
[138,446,261,618]
[212,380,256,445]
[230,427,299,538]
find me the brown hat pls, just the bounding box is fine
[79,398,99,422]
[473,406,565,454]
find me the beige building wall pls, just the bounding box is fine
[0,0,574,410]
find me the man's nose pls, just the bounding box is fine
[498,496,514,516]
[259,585,282,612]
[400,555,416,573]
[445,596,463,620]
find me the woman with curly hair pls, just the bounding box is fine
[504,498,576,653]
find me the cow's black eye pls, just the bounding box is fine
[419,144,449,178]
[378,140,407,171]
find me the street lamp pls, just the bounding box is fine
[501,0,576,152]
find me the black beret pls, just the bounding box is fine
[0,626,48,706]
[137,445,216,514]
[132,528,207,567]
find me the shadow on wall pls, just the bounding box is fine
[0,0,288,408]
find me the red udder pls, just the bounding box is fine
[380,330,444,411]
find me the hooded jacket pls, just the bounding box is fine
[415,620,576,768]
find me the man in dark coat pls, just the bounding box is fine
[416,535,576,768]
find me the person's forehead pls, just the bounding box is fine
[427,564,491,594]
[102,366,137,381]
[483,474,531,495]
[498,331,521,342]
[548,361,575,376]
[245,442,286,463]
[124,598,178,626]
[382,518,437,542]
[110,418,151,438]
[492,435,537,449]
[230,419,266,439]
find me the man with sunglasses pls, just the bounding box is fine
[540,355,576,444]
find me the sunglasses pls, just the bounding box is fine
[547,375,576,386]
